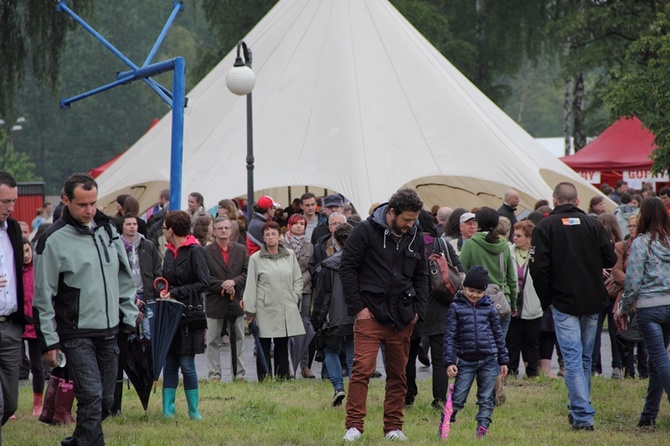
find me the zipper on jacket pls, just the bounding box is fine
[92,232,112,329]
[471,302,479,348]
[98,235,111,263]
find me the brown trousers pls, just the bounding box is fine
[345,318,414,434]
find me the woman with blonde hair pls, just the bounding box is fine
[507,220,543,377]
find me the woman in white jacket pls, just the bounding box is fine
[244,221,305,381]
[507,220,544,377]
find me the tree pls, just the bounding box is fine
[0,0,93,117]
[549,0,663,151]
[0,133,40,181]
[606,4,670,175]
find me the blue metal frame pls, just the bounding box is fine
[56,1,186,211]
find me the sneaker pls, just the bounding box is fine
[494,375,506,406]
[476,424,488,439]
[638,417,655,427]
[384,430,408,441]
[611,367,623,379]
[332,389,346,407]
[343,427,362,442]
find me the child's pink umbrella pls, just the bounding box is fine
[440,384,454,440]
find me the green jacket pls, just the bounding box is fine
[459,232,518,311]
[33,207,138,352]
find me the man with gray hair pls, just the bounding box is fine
[203,216,248,382]
[436,207,452,236]
[530,182,616,431]
[308,212,348,281]
[498,189,519,242]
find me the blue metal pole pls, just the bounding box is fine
[170,57,186,212]
[61,60,178,108]
[57,1,175,107]
[143,2,184,67]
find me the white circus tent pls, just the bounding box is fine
[95,0,608,215]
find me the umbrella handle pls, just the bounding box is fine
[229,293,244,311]
[153,277,169,296]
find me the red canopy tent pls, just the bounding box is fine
[560,116,665,190]
[88,119,160,178]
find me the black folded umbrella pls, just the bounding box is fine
[149,298,186,380]
[124,327,153,411]
[248,320,269,374]
[289,314,316,376]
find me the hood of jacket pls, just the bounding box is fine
[62,206,113,235]
[643,234,670,262]
[614,204,638,218]
[259,243,291,259]
[121,233,144,252]
[321,250,343,270]
[368,203,420,251]
[468,231,508,255]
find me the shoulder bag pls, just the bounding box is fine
[485,252,512,320]
[605,241,629,299]
[185,248,208,331]
[428,238,462,305]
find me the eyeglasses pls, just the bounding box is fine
[161,226,168,230]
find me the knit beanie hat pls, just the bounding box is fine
[463,266,489,291]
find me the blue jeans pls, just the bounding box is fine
[500,317,511,339]
[324,335,354,391]
[637,306,670,418]
[62,336,118,446]
[451,354,499,429]
[163,353,198,390]
[551,307,597,427]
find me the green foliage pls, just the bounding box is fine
[12,0,210,193]
[196,0,277,80]
[0,0,93,117]
[606,5,670,175]
[5,376,670,445]
[0,133,40,181]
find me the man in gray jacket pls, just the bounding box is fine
[33,173,138,446]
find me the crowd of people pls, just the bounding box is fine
[3,171,670,444]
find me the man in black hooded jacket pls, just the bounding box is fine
[340,188,428,442]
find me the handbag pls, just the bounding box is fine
[606,241,629,299]
[186,290,208,331]
[428,238,462,305]
[604,274,622,299]
[485,252,511,320]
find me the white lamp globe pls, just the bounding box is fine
[226,65,256,96]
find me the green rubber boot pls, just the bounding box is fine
[184,388,203,421]
[162,388,176,418]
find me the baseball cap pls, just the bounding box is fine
[257,196,280,209]
[460,212,476,225]
[323,194,343,207]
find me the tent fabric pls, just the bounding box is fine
[94,0,607,215]
[561,116,656,171]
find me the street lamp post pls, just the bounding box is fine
[0,117,26,170]
[225,41,256,216]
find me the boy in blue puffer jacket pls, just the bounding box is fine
[443,266,509,439]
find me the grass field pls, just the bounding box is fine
[5,375,667,445]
